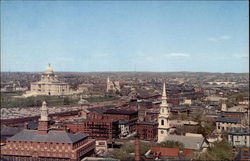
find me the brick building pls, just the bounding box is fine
[136,122,158,141]
[87,108,138,132]
[0,101,95,161]
[84,119,120,139]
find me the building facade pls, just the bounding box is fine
[106,77,120,93]
[136,122,158,141]
[228,127,250,147]
[0,101,95,161]
[25,64,71,96]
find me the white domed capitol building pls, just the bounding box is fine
[24,64,71,97]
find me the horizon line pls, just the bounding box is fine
[0,70,249,74]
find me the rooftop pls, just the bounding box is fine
[7,129,87,143]
[164,135,208,150]
[216,116,241,123]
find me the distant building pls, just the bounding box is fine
[106,77,120,93]
[0,101,95,161]
[95,140,108,155]
[145,146,194,160]
[24,64,71,96]
[234,148,250,161]
[216,116,242,133]
[228,127,250,147]
[87,108,138,133]
[164,135,209,152]
[118,120,129,137]
[136,122,158,141]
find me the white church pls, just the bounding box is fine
[157,83,210,152]
[158,82,171,143]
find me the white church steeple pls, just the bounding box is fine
[158,82,170,143]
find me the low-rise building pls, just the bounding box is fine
[216,116,242,133]
[0,101,95,161]
[145,146,194,160]
[164,135,209,152]
[228,127,250,147]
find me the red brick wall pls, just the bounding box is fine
[1,138,95,160]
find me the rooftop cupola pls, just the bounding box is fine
[38,101,50,134]
[44,63,54,75]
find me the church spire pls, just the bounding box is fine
[157,82,170,143]
[161,82,168,107]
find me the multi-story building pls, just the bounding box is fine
[216,116,242,133]
[82,119,120,140]
[87,108,138,132]
[65,119,120,140]
[0,101,95,161]
[228,127,250,147]
[136,122,158,141]
[24,64,71,96]
[106,77,120,93]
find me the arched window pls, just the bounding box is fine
[161,120,164,125]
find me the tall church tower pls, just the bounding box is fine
[158,83,170,143]
[38,101,50,134]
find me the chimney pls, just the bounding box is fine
[135,135,141,161]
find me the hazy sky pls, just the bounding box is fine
[1,1,249,72]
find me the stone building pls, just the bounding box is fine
[106,77,120,93]
[228,127,250,147]
[158,83,171,143]
[0,101,95,161]
[216,116,242,133]
[24,64,71,96]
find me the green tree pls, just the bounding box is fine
[109,141,154,161]
[198,139,233,160]
[63,97,70,105]
[157,141,184,150]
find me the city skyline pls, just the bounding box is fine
[1,1,249,73]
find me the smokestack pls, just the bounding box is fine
[135,135,141,161]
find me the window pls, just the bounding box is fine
[161,120,164,125]
[162,109,164,113]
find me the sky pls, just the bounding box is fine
[1,1,249,73]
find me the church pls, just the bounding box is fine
[158,83,171,143]
[24,64,71,96]
[106,77,120,93]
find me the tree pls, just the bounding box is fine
[109,141,154,161]
[63,97,70,105]
[198,139,233,160]
[157,141,184,149]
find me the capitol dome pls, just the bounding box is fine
[45,64,54,74]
